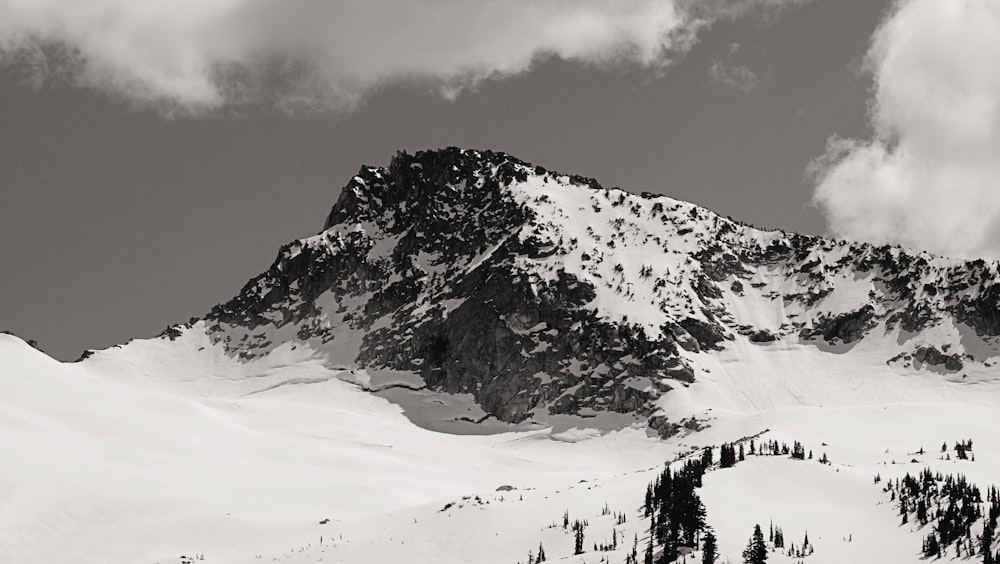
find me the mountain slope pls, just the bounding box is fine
[0,332,672,563]
[7,148,1000,563]
[132,147,1000,431]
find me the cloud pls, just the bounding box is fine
[811,0,1000,259]
[709,43,762,94]
[0,0,808,114]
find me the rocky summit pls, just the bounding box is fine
[155,147,1000,432]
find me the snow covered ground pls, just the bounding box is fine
[3,327,1000,564]
[0,333,675,564]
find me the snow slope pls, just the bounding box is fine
[0,333,676,564]
[5,325,1000,563]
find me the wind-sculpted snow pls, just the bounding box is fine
[162,147,1000,431]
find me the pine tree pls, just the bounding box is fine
[573,520,586,555]
[923,533,940,557]
[537,542,546,562]
[702,447,714,467]
[742,524,768,564]
[791,441,806,460]
[983,524,994,564]
[720,444,736,468]
[702,529,719,564]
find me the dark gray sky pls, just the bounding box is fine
[0,0,889,360]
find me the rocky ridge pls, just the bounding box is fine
[163,148,1000,430]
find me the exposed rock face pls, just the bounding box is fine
[166,147,1000,429]
[914,346,964,372]
[747,329,777,344]
[204,149,684,423]
[800,306,877,345]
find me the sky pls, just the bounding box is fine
[1,0,997,360]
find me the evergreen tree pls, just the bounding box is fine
[983,525,994,564]
[720,444,736,468]
[742,524,768,564]
[573,520,586,555]
[923,533,940,557]
[537,542,546,562]
[791,441,806,460]
[702,529,719,564]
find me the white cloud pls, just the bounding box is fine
[709,43,762,93]
[811,0,1000,259]
[0,0,807,113]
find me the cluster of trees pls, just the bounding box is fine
[769,522,813,559]
[923,439,978,462]
[527,434,824,564]
[525,542,546,564]
[981,486,1000,564]
[601,502,629,525]
[637,436,820,563]
[950,439,975,461]
[747,439,824,463]
[882,468,999,560]
[593,529,622,553]
[642,457,709,563]
[718,443,745,468]
[739,523,812,564]
[769,522,786,548]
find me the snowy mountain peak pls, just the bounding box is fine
[144,147,1000,430]
[14,148,1000,564]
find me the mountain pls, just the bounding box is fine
[7,147,1000,564]
[132,147,999,432]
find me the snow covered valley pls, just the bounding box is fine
[4,329,1000,564]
